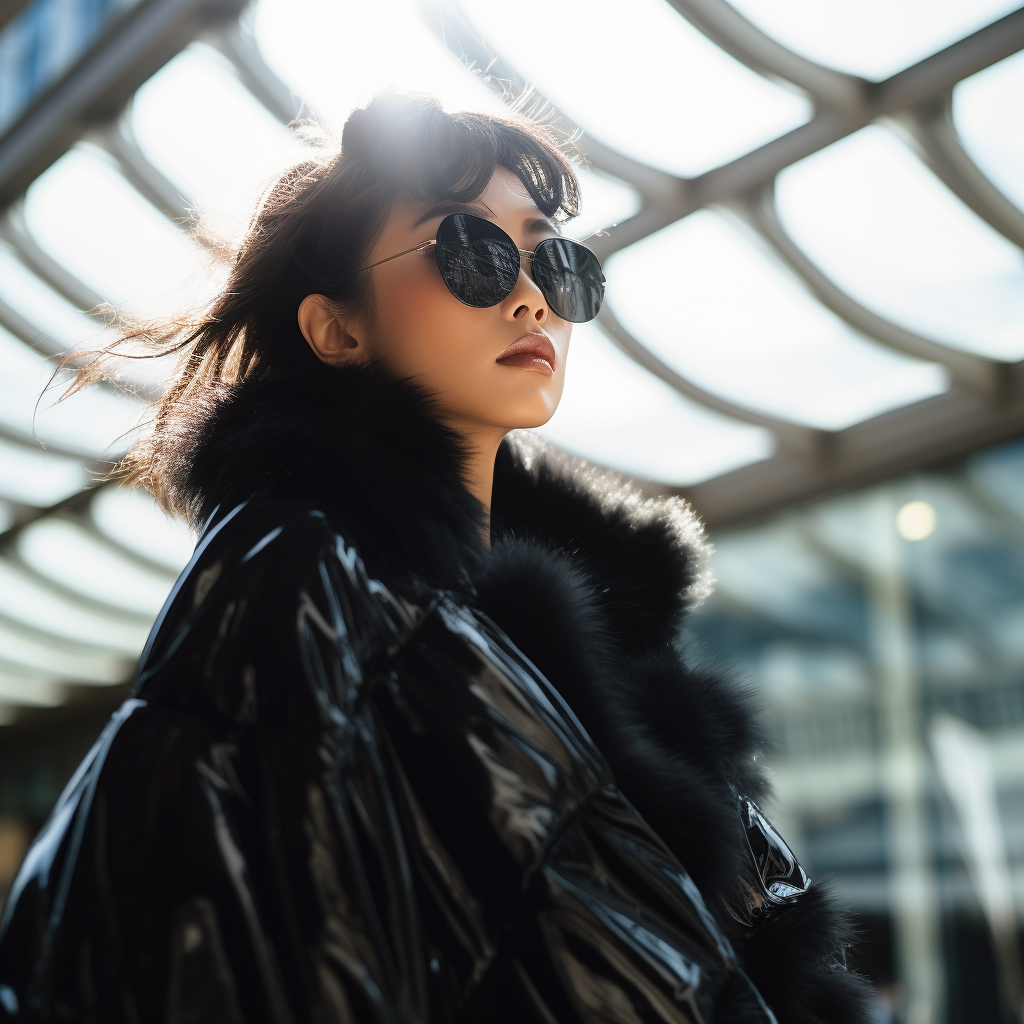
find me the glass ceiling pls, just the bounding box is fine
[131,44,310,246]
[461,0,812,177]
[0,326,146,457]
[953,50,1024,215]
[0,244,103,354]
[0,0,1022,724]
[606,208,948,428]
[726,0,1021,81]
[24,146,226,319]
[775,126,1024,361]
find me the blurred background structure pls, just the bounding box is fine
[1,0,1023,1020]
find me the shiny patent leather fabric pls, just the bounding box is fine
[0,499,788,1022]
[726,795,812,932]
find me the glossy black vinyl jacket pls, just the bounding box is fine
[0,496,793,1022]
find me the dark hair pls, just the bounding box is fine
[78,92,581,517]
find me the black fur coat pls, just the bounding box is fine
[175,365,873,1024]
[0,364,874,1023]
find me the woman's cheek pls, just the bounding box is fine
[373,278,440,370]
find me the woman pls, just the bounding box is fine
[0,94,871,1023]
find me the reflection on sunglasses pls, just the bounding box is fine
[361,213,605,323]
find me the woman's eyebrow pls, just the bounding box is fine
[522,214,560,237]
[412,201,494,230]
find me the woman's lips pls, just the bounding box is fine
[495,334,557,376]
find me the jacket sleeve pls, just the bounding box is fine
[0,508,428,1023]
[717,794,875,1024]
[611,651,876,1024]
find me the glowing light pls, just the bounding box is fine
[897,500,936,540]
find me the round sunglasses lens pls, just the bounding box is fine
[435,214,521,308]
[531,238,605,323]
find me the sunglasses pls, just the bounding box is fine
[361,212,606,324]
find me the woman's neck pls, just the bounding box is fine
[445,419,508,547]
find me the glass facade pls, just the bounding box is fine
[691,437,1024,1022]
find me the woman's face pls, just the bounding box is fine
[301,166,572,440]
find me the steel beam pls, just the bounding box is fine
[0,480,104,544]
[0,418,112,463]
[681,377,1024,527]
[0,0,247,207]
[207,21,306,126]
[0,290,56,355]
[0,206,106,311]
[894,100,1024,252]
[6,542,157,626]
[0,0,30,34]
[597,304,827,457]
[665,0,867,111]
[734,184,1010,397]
[680,7,1024,223]
[93,119,193,224]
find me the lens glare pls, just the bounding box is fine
[435,214,520,308]
[532,238,606,323]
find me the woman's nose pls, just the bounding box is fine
[504,266,549,325]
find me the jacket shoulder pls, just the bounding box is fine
[136,497,422,728]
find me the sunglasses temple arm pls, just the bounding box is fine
[362,240,437,272]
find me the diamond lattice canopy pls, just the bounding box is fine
[0,0,1021,715]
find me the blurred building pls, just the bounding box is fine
[1,1,1023,1021]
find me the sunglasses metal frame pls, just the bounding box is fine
[361,236,540,272]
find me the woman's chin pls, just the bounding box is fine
[502,384,562,428]
[458,383,562,433]
[506,401,560,431]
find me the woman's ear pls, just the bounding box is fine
[297,294,370,367]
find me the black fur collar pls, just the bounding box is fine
[177,364,711,655]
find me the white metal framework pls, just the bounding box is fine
[0,0,1021,709]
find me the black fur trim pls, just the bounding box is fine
[174,365,873,1022]
[492,435,712,654]
[735,883,876,1024]
[175,365,487,591]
